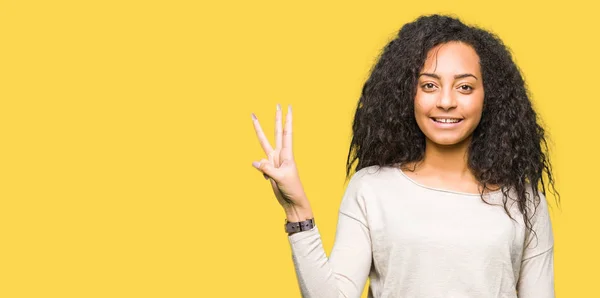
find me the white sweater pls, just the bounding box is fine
[288,165,554,298]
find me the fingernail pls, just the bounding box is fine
[252,161,260,169]
[288,104,292,112]
[276,103,281,111]
[251,113,257,120]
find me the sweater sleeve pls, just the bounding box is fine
[287,173,373,298]
[517,191,555,298]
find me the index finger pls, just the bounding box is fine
[252,113,274,155]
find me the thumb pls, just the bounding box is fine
[252,159,280,180]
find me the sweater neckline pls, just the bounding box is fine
[392,166,504,197]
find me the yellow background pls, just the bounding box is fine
[1,0,598,297]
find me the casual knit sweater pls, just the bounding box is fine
[288,165,554,298]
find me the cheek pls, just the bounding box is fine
[464,93,485,119]
[413,93,432,115]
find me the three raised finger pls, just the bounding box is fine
[282,104,293,160]
[251,113,274,156]
[275,104,283,150]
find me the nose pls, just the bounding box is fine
[436,88,457,111]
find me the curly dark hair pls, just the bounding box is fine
[345,14,559,240]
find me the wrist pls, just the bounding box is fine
[285,217,315,236]
[284,204,313,222]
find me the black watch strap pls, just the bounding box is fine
[285,218,315,234]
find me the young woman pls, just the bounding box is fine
[250,14,558,298]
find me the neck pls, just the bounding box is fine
[400,137,500,194]
[418,137,472,178]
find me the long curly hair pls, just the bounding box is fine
[345,14,559,238]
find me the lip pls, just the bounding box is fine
[430,116,463,120]
[430,117,463,128]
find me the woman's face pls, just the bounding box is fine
[414,41,484,147]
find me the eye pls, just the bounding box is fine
[421,83,437,91]
[458,85,473,92]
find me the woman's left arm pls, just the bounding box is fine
[516,191,555,298]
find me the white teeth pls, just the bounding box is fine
[434,118,460,123]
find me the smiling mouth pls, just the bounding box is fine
[431,117,463,123]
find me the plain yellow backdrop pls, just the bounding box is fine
[1,0,598,297]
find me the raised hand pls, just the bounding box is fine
[251,104,313,221]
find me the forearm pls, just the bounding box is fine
[287,214,371,298]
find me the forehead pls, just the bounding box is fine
[421,42,481,75]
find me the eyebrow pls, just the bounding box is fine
[418,73,479,80]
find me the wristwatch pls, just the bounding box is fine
[285,218,315,235]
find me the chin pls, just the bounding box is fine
[427,135,471,147]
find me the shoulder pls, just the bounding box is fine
[347,165,397,194]
[521,184,555,254]
[342,165,400,200]
[339,165,396,221]
[350,164,399,184]
[520,183,551,221]
[500,183,549,209]
[504,183,553,235]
